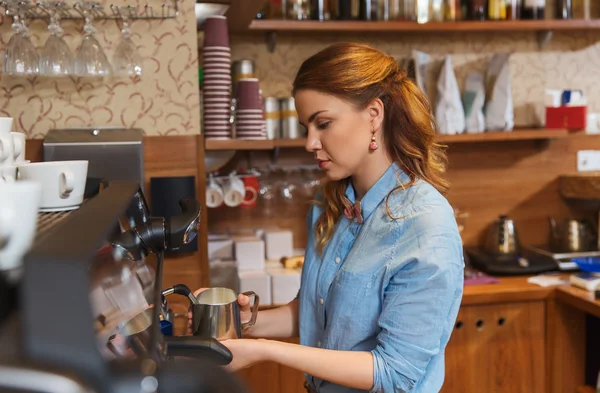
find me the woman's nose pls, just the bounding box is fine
[305,129,321,153]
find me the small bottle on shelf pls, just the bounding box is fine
[445,0,461,20]
[521,0,544,19]
[402,0,417,20]
[470,0,487,20]
[430,0,444,21]
[416,0,430,22]
[556,0,572,19]
[506,0,521,19]
[488,0,507,20]
[359,0,378,19]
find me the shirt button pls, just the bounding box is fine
[319,298,324,305]
[335,257,341,264]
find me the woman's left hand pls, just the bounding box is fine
[220,339,269,372]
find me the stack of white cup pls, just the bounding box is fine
[0,116,89,281]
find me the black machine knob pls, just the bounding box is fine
[117,199,201,254]
[165,199,201,251]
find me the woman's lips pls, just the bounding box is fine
[318,160,330,169]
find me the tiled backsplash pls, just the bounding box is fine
[230,30,600,128]
[0,0,200,137]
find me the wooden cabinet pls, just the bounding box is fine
[235,301,547,393]
[441,301,546,393]
[234,338,305,393]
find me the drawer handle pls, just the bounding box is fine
[498,317,506,326]
[476,319,485,329]
[455,321,464,329]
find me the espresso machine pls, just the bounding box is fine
[0,180,247,393]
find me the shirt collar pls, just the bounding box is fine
[344,163,409,223]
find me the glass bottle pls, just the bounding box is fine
[506,0,521,19]
[521,0,544,19]
[488,0,507,19]
[338,0,353,18]
[470,0,487,19]
[445,0,460,20]
[430,0,444,21]
[416,0,429,22]
[556,0,572,19]
[402,0,417,20]
[360,0,378,19]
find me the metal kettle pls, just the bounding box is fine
[548,216,596,253]
[484,214,520,256]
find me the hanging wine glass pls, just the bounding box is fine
[111,7,143,77]
[39,2,74,76]
[73,2,112,77]
[2,12,39,75]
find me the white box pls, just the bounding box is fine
[238,270,271,306]
[263,229,294,261]
[208,234,234,261]
[267,266,301,305]
[234,236,265,271]
[209,260,239,292]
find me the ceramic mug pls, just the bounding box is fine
[0,166,17,183]
[0,181,42,278]
[222,174,245,207]
[17,160,88,212]
[205,177,224,208]
[11,132,25,163]
[240,174,259,208]
[0,118,14,166]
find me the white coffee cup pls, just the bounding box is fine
[206,177,224,208]
[11,132,25,163]
[0,166,17,183]
[0,118,14,165]
[222,174,245,207]
[0,181,42,276]
[17,160,88,212]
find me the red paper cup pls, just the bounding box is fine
[203,16,229,47]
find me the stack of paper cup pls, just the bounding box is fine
[202,16,232,140]
[234,78,267,140]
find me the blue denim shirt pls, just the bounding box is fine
[298,163,464,393]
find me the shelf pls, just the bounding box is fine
[205,129,571,151]
[247,19,600,33]
[243,19,600,51]
[436,128,570,143]
[559,172,600,201]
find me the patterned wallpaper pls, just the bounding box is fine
[0,0,200,138]
[230,29,600,128]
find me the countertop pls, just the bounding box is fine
[259,275,600,316]
[463,275,600,317]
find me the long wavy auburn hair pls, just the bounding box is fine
[292,42,449,254]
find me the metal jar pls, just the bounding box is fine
[231,60,255,96]
[263,97,281,140]
[280,97,304,139]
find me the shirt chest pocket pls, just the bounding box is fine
[327,267,381,329]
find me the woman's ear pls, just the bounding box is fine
[366,98,385,132]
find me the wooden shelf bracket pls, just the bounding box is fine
[537,30,554,49]
[266,31,277,53]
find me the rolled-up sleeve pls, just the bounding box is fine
[370,230,464,393]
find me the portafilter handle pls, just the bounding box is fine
[143,199,201,253]
[166,199,201,251]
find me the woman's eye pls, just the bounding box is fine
[317,122,330,130]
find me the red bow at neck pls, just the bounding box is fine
[343,198,363,224]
